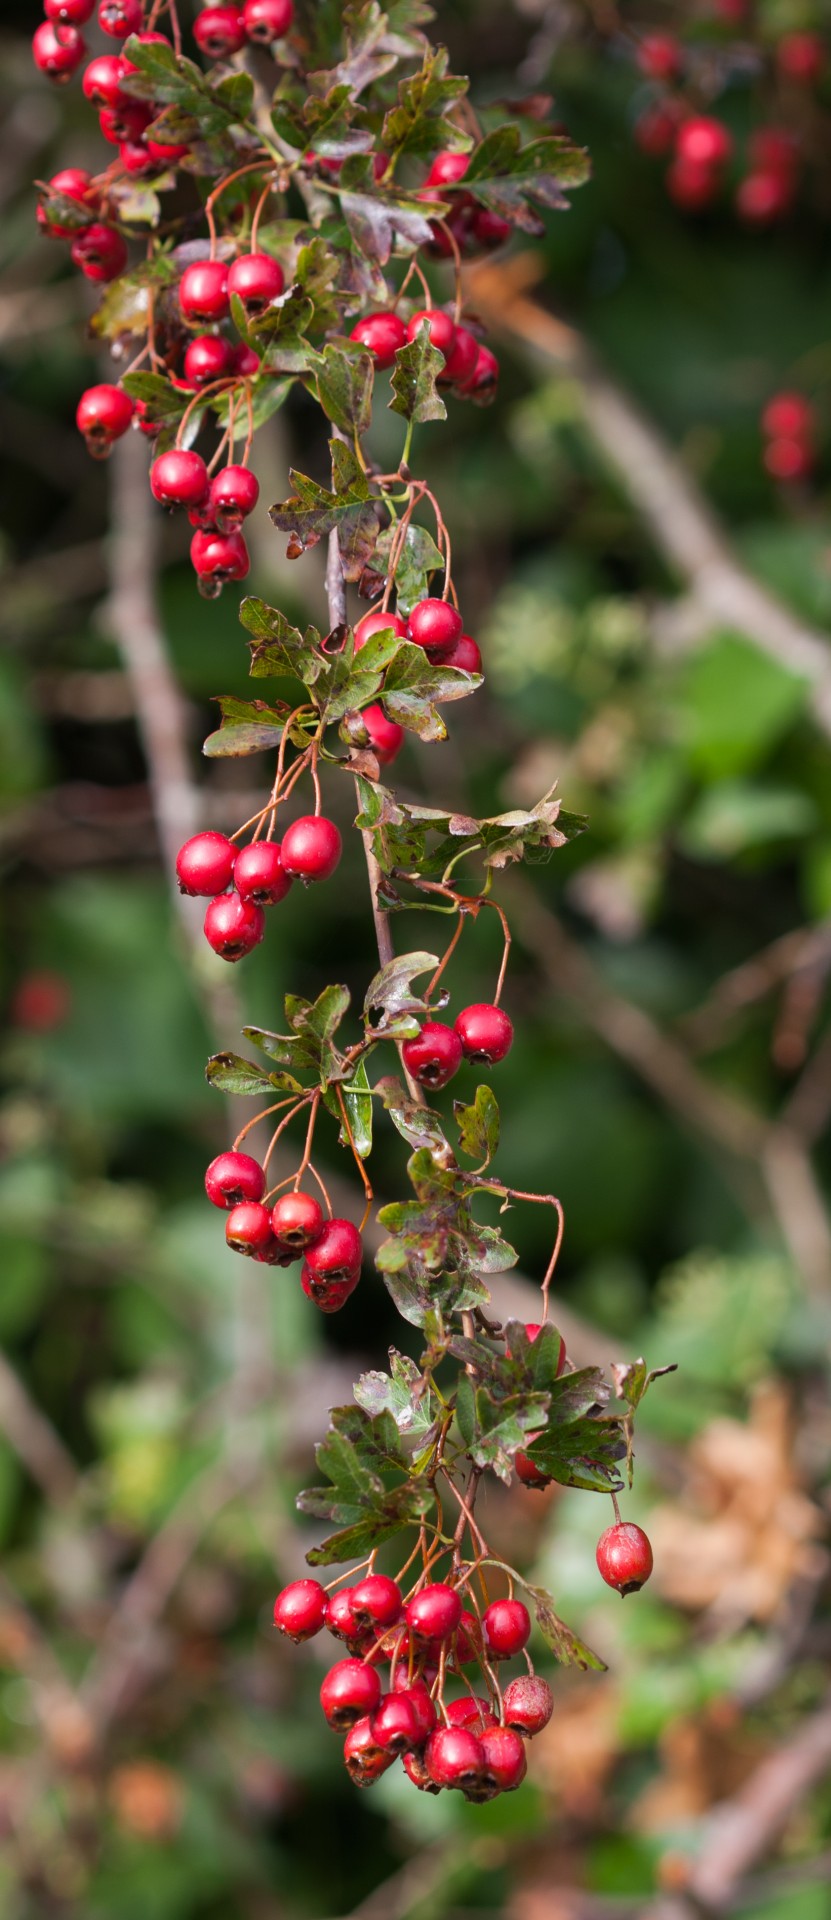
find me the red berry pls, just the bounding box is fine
[320,1658,382,1730]
[179,260,230,322]
[75,384,134,455]
[424,1726,485,1792]
[301,1268,358,1314]
[401,1021,463,1090]
[430,631,482,674]
[225,1200,274,1255]
[469,206,512,250]
[209,464,260,528]
[233,840,292,907]
[763,437,813,482]
[440,325,480,389]
[503,1674,554,1737]
[151,449,209,509]
[407,598,462,651]
[147,136,190,164]
[483,1598,531,1659]
[424,150,470,188]
[675,116,732,169]
[735,172,794,225]
[70,223,127,281]
[33,22,87,80]
[635,103,683,158]
[194,5,248,57]
[227,251,285,311]
[368,1693,420,1754]
[453,1608,483,1665]
[480,1725,527,1793]
[446,1695,497,1735]
[343,1716,394,1786]
[280,815,342,882]
[98,0,142,33]
[205,1150,265,1209]
[175,829,235,895]
[270,1190,324,1249]
[353,607,408,650]
[99,101,153,143]
[405,1583,462,1643]
[349,311,407,369]
[45,0,94,20]
[749,128,800,178]
[636,32,681,81]
[183,334,234,388]
[243,0,294,39]
[406,308,456,359]
[233,342,261,377]
[460,343,499,400]
[350,1575,402,1631]
[761,391,813,441]
[190,528,250,586]
[273,1577,327,1642]
[203,891,264,960]
[325,1588,360,1641]
[596,1521,654,1596]
[391,1674,437,1742]
[82,53,129,106]
[515,1450,553,1490]
[302,1218,362,1287]
[777,32,826,85]
[402,1749,440,1792]
[454,1003,513,1065]
[666,158,720,212]
[119,140,154,176]
[11,972,71,1032]
[37,168,95,238]
[361,704,404,766]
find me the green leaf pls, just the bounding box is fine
[374,1076,453,1154]
[202,696,292,757]
[527,1585,607,1672]
[269,447,380,581]
[465,127,590,227]
[354,1350,438,1440]
[389,323,447,424]
[381,46,470,158]
[455,1372,549,1483]
[679,782,817,861]
[454,1085,500,1166]
[315,340,374,435]
[288,983,351,1043]
[242,1026,320,1076]
[372,523,444,614]
[364,951,439,1034]
[205,1052,302,1096]
[251,288,318,373]
[380,642,480,741]
[680,633,808,781]
[340,1057,373,1158]
[238,597,323,683]
[298,1401,433,1565]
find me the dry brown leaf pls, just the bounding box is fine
[631,1700,766,1832]
[531,1676,621,1819]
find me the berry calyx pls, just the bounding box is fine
[33,22,87,81]
[270,1190,324,1249]
[349,310,407,369]
[205,1151,265,1210]
[243,0,295,41]
[406,308,456,359]
[190,529,250,588]
[361,704,404,766]
[151,449,210,509]
[227,251,285,311]
[479,1725,527,1793]
[483,1597,531,1659]
[175,830,236,896]
[300,1268,358,1314]
[273,1578,327,1642]
[407,598,463,651]
[454,1003,513,1065]
[75,384,134,456]
[70,223,127,281]
[320,1658,382,1729]
[302,1218,363,1288]
[209,465,260,529]
[233,839,292,906]
[503,1674,554,1737]
[203,891,265,960]
[179,260,230,322]
[401,1021,463,1090]
[225,1200,274,1256]
[280,815,342,882]
[193,6,248,58]
[369,1693,421,1754]
[350,1575,402,1631]
[405,1583,462,1643]
[343,1716,394,1786]
[424,1726,485,1792]
[183,335,235,388]
[596,1520,654,1596]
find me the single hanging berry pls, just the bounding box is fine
[205,1151,265,1210]
[75,384,134,456]
[33,22,87,81]
[227,252,284,311]
[270,1191,324,1249]
[483,1597,531,1658]
[175,830,235,896]
[349,311,407,367]
[402,1022,463,1090]
[151,450,210,509]
[407,598,463,652]
[233,840,292,907]
[596,1521,653,1596]
[193,6,248,57]
[503,1674,554,1737]
[225,1201,274,1256]
[273,1579,327,1642]
[454,1003,513,1065]
[203,891,264,960]
[424,1726,485,1792]
[280,816,342,882]
[243,0,295,40]
[179,260,230,322]
[405,1582,462,1642]
[320,1659,382,1729]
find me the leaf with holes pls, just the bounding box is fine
[454,1085,500,1167]
[528,1586,607,1672]
[389,324,447,424]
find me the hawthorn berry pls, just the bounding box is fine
[151,449,210,508]
[431,632,482,674]
[147,136,191,166]
[361,704,404,766]
[37,168,95,237]
[439,324,479,388]
[762,392,813,441]
[320,1658,382,1729]
[402,1021,463,1090]
[301,1268,358,1314]
[480,1725,527,1793]
[99,101,153,144]
[70,223,127,281]
[280,815,342,882]
[636,32,681,81]
[343,1717,394,1785]
[515,1450,553,1490]
[666,158,720,213]
[503,1674,554,1737]
[402,1749,439,1792]
[446,1695,497,1735]
[179,260,230,322]
[391,1674,437,1742]
[596,1520,654,1596]
[273,1578,327,1642]
[76,384,134,456]
[233,840,292,906]
[424,1726,485,1792]
[82,53,129,106]
[205,1150,265,1209]
[483,1597,531,1659]
[423,150,470,188]
[454,1003,513,1065]
[453,1608,483,1665]
[736,173,794,225]
[351,1575,402,1631]
[353,607,408,649]
[325,1588,360,1641]
[98,0,142,33]
[764,438,814,481]
[119,140,155,177]
[183,335,235,388]
[190,529,251,587]
[270,1190,324,1249]
[33,22,87,81]
[406,308,456,359]
[349,311,407,369]
[194,6,248,57]
[209,465,260,528]
[777,32,826,85]
[407,598,463,651]
[469,207,512,250]
[175,829,235,895]
[675,117,732,170]
[225,1201,274,1256]
[233,342,261,378]
[369,1693,421,1754]
[227,251,284,311]
[243,0,295,41]
[44,0,94,21]
[405,1583,462,1643]
[203,891,265,960]
[302,1218,363,1286]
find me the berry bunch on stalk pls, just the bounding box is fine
[36,0,674,1799]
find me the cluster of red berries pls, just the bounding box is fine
[175,814,340,961]
[633,24,828,223]
[206,1152,363,1306]
[351,302,498,406]
[32,0,294,93]
[353,595,482,767]
[760,390,816,484]
[419,149,513,262]
[402,1004,513,1089]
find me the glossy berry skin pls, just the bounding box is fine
[119,140,154,177]
[483,1598,531,1659]
[82,54,129,106]
[98,0,142,33]
[183,335,234,388]
[675,117,733,170]
[147,135,190,165]
[469,206,512,251]
[151,449,209,508]
[596,1521,654,1596]
[273,1578,327,1642]
[190,529,250,583]
[45,0,94,20]
[33,22,87,80]
[453,1608,482,1666]
[209,465,260,527]
[233,839,292,906]
[406,308,456,358]
[302,1218,363,1286]
[179,260,230,322]
[301,1268,358,1314]
[320,1659,382,1730]
[454,1003,513,1065]
[424,1726,485,1792]
[440,325,479,388]
[343,1717,394,1785]
[194,6,248,57]
[402,1022,463,1091]
[480,1725,527,1793]
[405,1583,462,1644]
[361,704,404,766]
[349,311,407,369]
[762,392,813,441]
[70,223,127,281]
[99,101,153,144]
[281,815,342,882]
[175,830,235,896]
[76,384,134,453]
[243,0,294,39]
[431,631,482,674]
[227,251,284,310]
[777,32,826,85]
[515,1450,553,1490]
[205,1151,265,1210]
[351,1576,402,1631]
[503,1674,554,1737]
[391,1674,437,1742]
[369,1693,421,1754]
[233,343,261,378]
[354,607,408,650]
[461,344,499,401]
[325,1588,360,1641]
[270,1190,324,1249]
[203,891,264,960]
[225,1201,274,1256]
[424,150,470,189]
[764,438,813,482]
[446,1696,497,1735]
[407,598,463,652]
